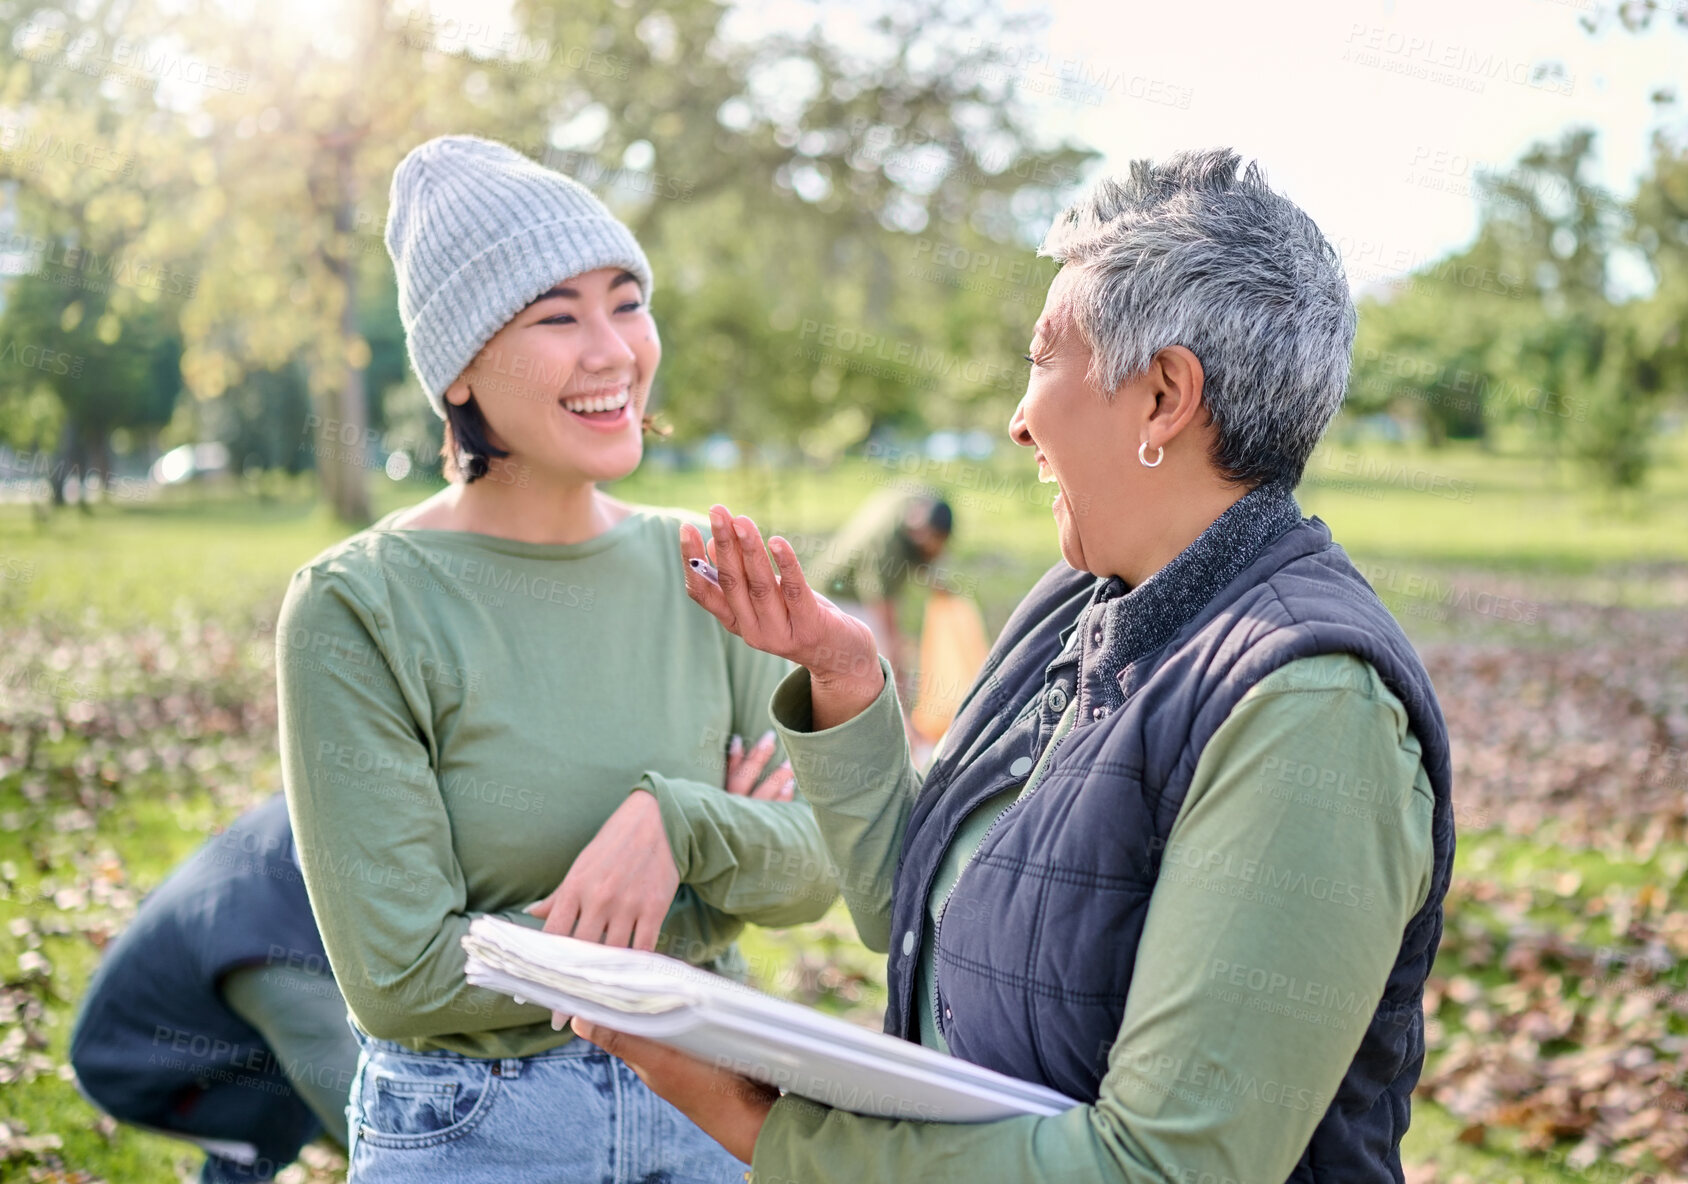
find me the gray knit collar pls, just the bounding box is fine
[1085,478,1305,670]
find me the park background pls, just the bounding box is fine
[2,0,1687,1179]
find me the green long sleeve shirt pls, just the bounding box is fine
[756,651,1435,1184]
[275,506,838,1059]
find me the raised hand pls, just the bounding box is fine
[679,505,884,729]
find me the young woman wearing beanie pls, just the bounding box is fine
[275,135,838,1183]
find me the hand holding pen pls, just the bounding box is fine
[678,505,884,731]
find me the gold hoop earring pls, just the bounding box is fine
[1138,440,1164,469]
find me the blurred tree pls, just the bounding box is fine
[0,267,181,503]
[1480,130,1674,488]
[1348,234,1521,446]
[1351,126,1681,490]
[0,0,195,505]
[4,0,1089,520]
[142,0,498,524]
[481,0,1091,455]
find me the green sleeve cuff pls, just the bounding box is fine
[769,656,909,807]
[750,1093,835,1182]
[635,770,698,882]
[631,770,839,927]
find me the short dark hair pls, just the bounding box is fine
[441,389,509,483]
[913,496,953,536]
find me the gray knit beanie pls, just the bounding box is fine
[384,135,655,419]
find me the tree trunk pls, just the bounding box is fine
[324,128,371,525]
[88,430,112,504]
[49,420,78,508]
[333,295,371,523]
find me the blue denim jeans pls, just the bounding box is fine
[345,1027,747,1183]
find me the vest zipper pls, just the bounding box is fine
[928,712,1081,1040]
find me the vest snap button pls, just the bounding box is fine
[1092,706,1106,720]
[944,1007,952,1021]
[1008,756,1033,778]
[901,930,915,957]
[1091,629,1102,645]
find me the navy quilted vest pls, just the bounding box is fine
[885,487,1454,1183]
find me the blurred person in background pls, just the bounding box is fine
[276,135,834,1184]
[807,490,954,693]
[70,793,357,1184]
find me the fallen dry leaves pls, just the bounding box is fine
[2,569,1685,1182]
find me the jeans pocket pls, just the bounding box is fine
[355,1055,497,1149]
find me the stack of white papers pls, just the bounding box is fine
[462,917,1078,1123]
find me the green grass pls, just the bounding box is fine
[0,777,247,1183]
[2,433,1685,1182]
[4,432,1684,632]
[1297,431,1688,571]
[1400,1096,1608,1183]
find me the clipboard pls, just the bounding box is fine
[462,917,1078,1123]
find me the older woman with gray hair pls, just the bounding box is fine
[574,148,1452,1184]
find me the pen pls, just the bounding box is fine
[687,556,721,585]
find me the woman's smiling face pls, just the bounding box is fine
[444,266,660,484]
[1009,266,1128,574]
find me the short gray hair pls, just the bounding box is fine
[1039,149,1356,488]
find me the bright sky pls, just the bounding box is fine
[1014,0,1685,293]
[405,0,1686,292]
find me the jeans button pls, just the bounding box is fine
[1046,685,1068,712]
